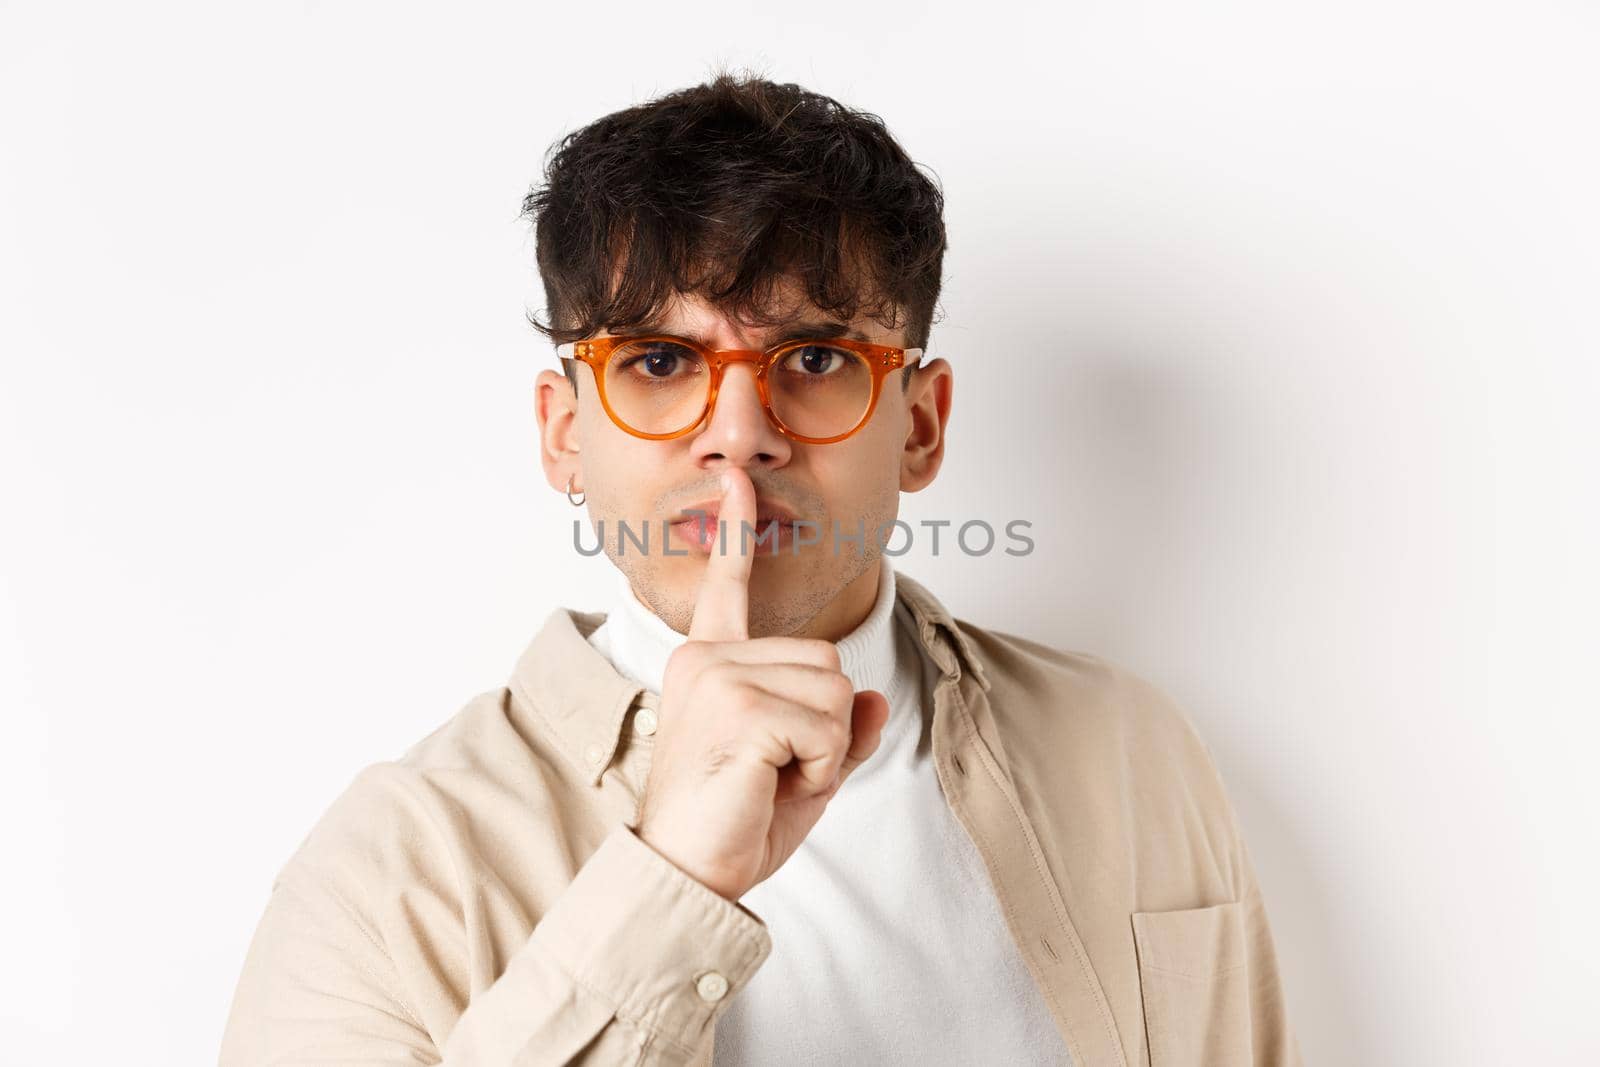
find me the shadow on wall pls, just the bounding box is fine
[981,331,1370,1063]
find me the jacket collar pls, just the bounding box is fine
[508,568,991,787]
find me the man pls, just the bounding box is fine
[220,73,1301,1066]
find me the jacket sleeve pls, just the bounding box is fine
[218,823,771,1066]
[1232,827,1304,1067]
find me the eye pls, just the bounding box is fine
[779,344,851,376]
[614,340,702,381]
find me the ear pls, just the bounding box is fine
[535,368,582,494]
[899,357,953,492]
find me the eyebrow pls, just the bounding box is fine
[627,319,874,345]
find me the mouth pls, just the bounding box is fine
[668,502,805,556]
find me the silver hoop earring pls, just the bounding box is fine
[565,474,586,507]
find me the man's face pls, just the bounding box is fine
[536,281,951,639]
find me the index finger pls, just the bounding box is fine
[688,466,755,642]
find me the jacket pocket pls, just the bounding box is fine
[1131,901,1252,1067]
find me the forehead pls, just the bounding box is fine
[596,256,896,342]
[604,288,890,346]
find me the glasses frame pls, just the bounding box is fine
[556,334,924,445]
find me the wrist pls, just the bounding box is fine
[635,822,744,902]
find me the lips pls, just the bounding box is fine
[668,500,804,554]
[670,499,801,527]
[675,511,796,529]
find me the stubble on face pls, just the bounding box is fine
[601,472,901,638]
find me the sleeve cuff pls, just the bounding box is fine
[527,823,773,1053]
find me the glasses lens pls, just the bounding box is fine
[766,344,874,439]
[603,339,710,435]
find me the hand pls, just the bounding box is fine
[633,466,891,901]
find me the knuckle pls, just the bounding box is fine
[663,648,698,688]
[823,710,851,750]
[825,673,855,708]
[698,740,737,779]
[699,659,738,691]
[673,641,713,670]
[801,638,841,671]
[722,679,762,716]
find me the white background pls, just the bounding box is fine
[3,2,1597,1063]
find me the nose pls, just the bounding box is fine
[688,360,792,471]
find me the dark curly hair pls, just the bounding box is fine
[521,69,946,387]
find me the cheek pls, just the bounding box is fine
[809,443,900,520]
[576,395,611,447]
[579,431,685,521]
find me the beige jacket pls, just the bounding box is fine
[220,571,1301,1067]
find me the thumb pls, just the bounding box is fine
[834,690,891,788]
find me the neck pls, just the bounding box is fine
[594,557,902,701]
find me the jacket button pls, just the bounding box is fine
[633,708,658,737]
[584,744,606,767]
[696,971,729,1002]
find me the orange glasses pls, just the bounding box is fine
[556,334,923,444]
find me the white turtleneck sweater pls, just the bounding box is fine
[586,559,1072,1065]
